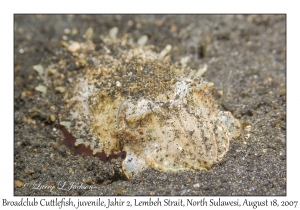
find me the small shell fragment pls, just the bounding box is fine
[55,86,66,93]
[159,44,172,58]
[50,115,56,122]
[137,35,148,46]
[109,27,118,39]
[67,41,81,53]
[35,84,47,94]
[33,64,44,76]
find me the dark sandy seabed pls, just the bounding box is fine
[14,15,286,196]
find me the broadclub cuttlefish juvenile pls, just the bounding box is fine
[58,29,241,179]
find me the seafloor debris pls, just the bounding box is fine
[59,28,240,179]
